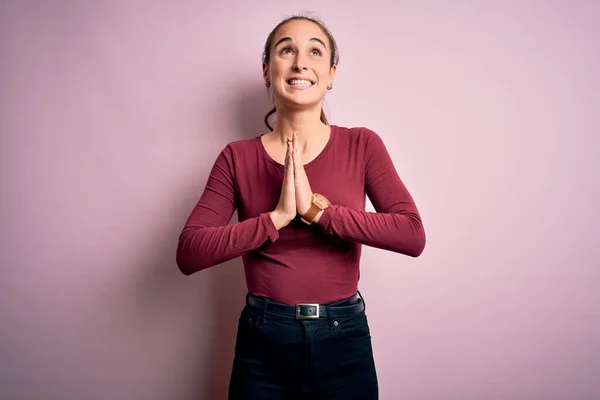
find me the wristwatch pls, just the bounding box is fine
[300,193,331,225]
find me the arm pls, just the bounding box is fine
[315,131,426,257]
[176,146,279,275]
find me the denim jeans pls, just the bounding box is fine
[228,293,379,399]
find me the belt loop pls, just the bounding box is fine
[326,305,335,329]
[358,290,366,311]
[261,297,270,324]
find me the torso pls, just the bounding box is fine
[229,125,370,304]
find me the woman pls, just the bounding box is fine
[176,15,426,400]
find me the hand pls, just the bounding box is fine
[269,137,296,229]
[291,132,314,217]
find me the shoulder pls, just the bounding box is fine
[333,125,387,149]
[335,125,380,139]
[223,136,260,153]
[208,136,261,173]
[215,136,261,160]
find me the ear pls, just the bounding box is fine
[263,63,269,81]
[328,64,337,87]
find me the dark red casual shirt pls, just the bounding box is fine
[176,125,425,304]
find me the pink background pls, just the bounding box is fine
[2,1,599,399]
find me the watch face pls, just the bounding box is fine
[313,193,330,209]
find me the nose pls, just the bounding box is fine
[293,54,308,71]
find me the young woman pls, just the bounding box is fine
[176,15,426,400]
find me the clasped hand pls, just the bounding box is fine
[270,132,315,229]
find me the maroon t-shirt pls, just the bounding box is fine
[176,125,425,304]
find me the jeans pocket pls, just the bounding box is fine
[236,307,260,337]
[335,312,371,341]
[234,307,262,358]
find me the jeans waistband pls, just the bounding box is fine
[246,292,365,320]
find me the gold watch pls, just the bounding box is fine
[300,193,331,225]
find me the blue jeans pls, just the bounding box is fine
[228,293,379,399]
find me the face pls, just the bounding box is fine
[264,19,336,109]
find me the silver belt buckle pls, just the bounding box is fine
[296,303,320,319]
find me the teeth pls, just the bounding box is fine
[289,79,312,86]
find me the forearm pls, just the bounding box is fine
[316,205,425,257]
[176,212,278,274]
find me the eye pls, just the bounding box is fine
[311,49,322,56]
[280,47,294,55]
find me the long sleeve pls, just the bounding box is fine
[315,130,426,257]
[176,146,279,275]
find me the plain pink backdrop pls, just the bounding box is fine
[1,1,599,399]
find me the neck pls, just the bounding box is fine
[272,105,328,145]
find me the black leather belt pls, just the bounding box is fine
[247,293,364,320]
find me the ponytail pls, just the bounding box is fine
[264,107,329,131]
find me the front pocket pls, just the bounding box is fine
[236,307,260,337]
[334,313,371,341]
[233,307,262,358]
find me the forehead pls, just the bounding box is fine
[274,19,327,44]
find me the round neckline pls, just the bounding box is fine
[256,125,338,170]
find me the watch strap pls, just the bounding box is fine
[300,204,322,225]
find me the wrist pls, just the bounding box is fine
[311,209,325,224]
[299,193,331,225]
[269,211,291,230]
[298,193,314,217]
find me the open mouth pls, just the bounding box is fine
[287,79,314,88]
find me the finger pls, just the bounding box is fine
[292,132,299,157]
[285,140,295,198]
[285,139,293,178]
[292,134,301,176]
[289,134,296,174]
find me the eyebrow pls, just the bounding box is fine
[274,36,328,50]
